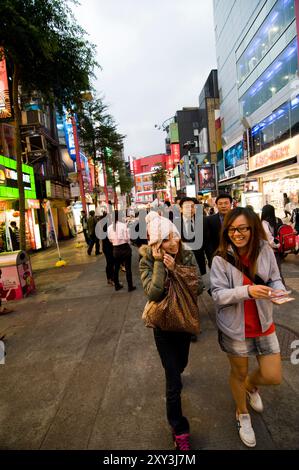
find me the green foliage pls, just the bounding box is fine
[78,95,131,194]
[0,0,98,109]
[151,163,167,192]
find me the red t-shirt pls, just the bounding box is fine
[240,255,275,338]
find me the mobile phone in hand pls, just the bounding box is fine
[271,296,295,304]
[269,290,292,298]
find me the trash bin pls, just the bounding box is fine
[0,251,35,301]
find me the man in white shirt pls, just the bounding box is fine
[107,211,136,292]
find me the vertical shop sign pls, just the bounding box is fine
[0,50,12,119]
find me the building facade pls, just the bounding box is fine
[132,154,175,204]
[213,0,299,216]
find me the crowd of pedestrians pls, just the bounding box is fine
[80,192,298,450]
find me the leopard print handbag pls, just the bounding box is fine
[142,265,200,334]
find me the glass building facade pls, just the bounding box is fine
[213,0,299,214]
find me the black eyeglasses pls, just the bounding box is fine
[227,226,251,235]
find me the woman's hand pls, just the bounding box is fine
[248,285,276,299]
[163,253,176,271]
[152,245,164,261]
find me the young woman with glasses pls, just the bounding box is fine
[210,207,287,447]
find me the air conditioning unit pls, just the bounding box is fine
[22,109,45,126]
[26,134,47,153]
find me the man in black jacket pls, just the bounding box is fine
[204,193,232,266]
[179,197,206,275]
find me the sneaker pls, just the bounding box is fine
[247,387,264,413]
[236,413,256,447]
[0,307,14,315]
[173,433,191,451]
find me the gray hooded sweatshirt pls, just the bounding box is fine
[210,241,285,341]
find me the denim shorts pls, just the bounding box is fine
[218,330,280,357]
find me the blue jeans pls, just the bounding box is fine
[153,328,191,435]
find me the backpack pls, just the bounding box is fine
[276,224,297,254]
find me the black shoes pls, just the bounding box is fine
[115,284,124,291]
[128,286,136,292]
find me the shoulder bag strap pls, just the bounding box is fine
[224,253,266,286]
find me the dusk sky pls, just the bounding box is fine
[72,0,217,159]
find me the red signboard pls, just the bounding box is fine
[170,143,180,164]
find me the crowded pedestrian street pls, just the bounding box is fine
[1,0,299,460]
[0,235,298,450]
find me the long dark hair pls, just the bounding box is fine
[217,207,267,278]
[261,204,277,229]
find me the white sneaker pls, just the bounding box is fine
[236,413,256,447]
[247,388,264,413]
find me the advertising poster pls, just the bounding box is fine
[0,266,22,300]
[224,141,244,171]
[198,164,216,191]
[17,260,35,297]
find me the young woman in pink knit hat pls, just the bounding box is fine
[139,215,203,450]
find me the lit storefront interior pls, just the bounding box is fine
[0,154,41,252]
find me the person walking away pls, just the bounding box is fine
[9,221,20,251]
[290,204,299,233]
[96,212,115,285]
[204,193,232,267]
[283,193,291,218]
[210,207,286,447]
[80,210,89,246]
[87,210,100,256]
[139,216,203,450]
[261,204,284,284]
[108,210,136,292]
[291,204,299,254]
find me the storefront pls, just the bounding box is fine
[0,154,41,252]
[43,180,74,245]
[248,134,299,218]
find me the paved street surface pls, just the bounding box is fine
[0,236,298,450]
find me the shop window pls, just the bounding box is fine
[241,38,298,117]
[273,103,291,144]
[236,0,295,86]
[290,96,299,136]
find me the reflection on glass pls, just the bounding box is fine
[237,0,295,85]
[250,94,299,155]
[240,38,298,117]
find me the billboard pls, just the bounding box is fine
[0,50,12,119]
[198,164,216,191]
[224,140,244,171]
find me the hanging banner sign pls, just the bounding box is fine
[0,50,12,119]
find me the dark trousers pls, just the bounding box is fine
[153,328,191,435]
[103,247,114,282]
[83,229,90,245]
[193,248,206,275]
[113,243,133,289]
[88,236,100,255]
